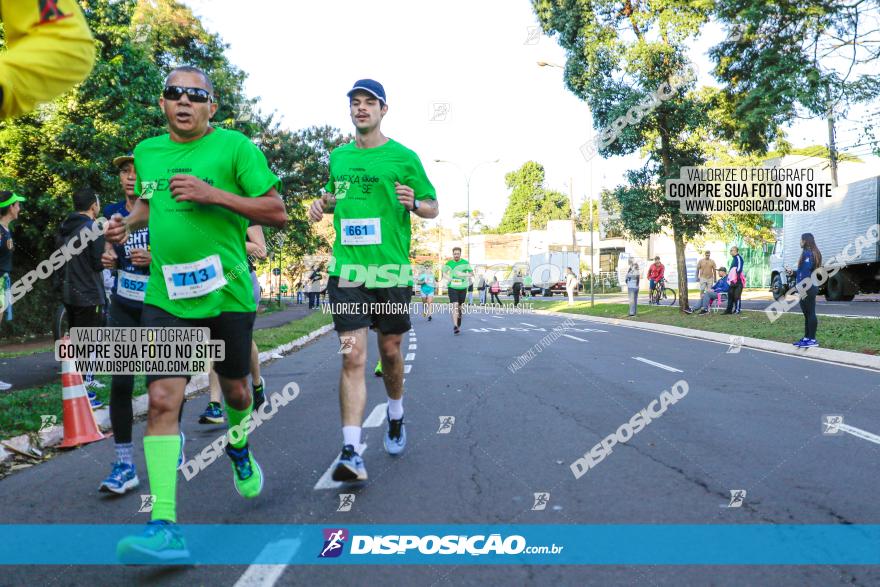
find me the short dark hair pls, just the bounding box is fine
[73,187,98,212]
[452,247,462,253]
[165,66,214,95]
[719,267,727,272]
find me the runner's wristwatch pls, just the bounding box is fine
[411,199,420,212]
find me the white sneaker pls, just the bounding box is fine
[85,379,106,389]
[0,380,11,391]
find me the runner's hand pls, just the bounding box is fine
[105,213,129,244]
[130,248,151,268]
[395,182,415,210]
[308,197,325,222]
[170,175,218,205]
[101,249,118,269]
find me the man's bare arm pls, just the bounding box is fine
[414,198,439,219]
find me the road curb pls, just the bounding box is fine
[533,309,880,371]
[0,322,334,465]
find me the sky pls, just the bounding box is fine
[183,0,877,227]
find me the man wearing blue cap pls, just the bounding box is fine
[0,189,24,390]
[309,79,439,482]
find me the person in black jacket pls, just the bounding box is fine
[59,188,106,330]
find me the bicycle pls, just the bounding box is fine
[649,279,677,306]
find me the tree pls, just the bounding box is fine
[711,0,880,183]
[0,0,335,338]
[496,161,571,233]
[259,124,350,263]
[533,0,714,309]
[577,198,600,231]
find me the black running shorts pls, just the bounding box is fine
[327,276,412,335]
[448,288,467,305]
[141,304,255,384]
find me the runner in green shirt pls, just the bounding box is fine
[309,79,438,482]
[443,247,472,335]
[106,66,287,563]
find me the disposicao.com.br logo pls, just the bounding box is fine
[318,528,563,558]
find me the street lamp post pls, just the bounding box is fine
[539,59,595,307]
[434,159,499,261]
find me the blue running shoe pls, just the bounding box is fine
[793,338,808,347]
[383,410,406,456]
[198,402,224,424]
[88,391,103,409]
[99,462,139,495]
[332,444,367,482]
[225,443,264,498]
[117,520,190,564]
[801,339,819,348]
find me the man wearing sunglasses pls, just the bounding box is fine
[108,66,287,564]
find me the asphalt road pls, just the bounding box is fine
[1,306,879,585]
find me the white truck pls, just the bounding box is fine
[528,251,580,296]
[769,176,880,301]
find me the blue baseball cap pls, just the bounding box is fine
[347,79,386,104]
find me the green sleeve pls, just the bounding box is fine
[405,151,436,201]
[235,135,282,197]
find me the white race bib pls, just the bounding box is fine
[341,218,381,245]
[116,270,149,302]
[162,255,227,300]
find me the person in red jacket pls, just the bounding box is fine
[646,257,665,304]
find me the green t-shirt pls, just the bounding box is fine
[324,139,435,288]
[134,128,281,318]
[444,258,472,290]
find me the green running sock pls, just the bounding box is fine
[143,435,181,523]
[226,399,254,449]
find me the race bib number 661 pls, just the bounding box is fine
[341,218,381,246]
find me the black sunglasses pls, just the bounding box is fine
[162,85,212,103]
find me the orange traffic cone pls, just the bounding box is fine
[59,337,105,448]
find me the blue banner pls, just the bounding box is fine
[2,525,880,565]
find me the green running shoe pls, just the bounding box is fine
[226,442,264,498]
[374,359,383,377]
[116,520,189,564]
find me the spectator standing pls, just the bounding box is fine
[625,260,640,316]
[477,271,487,305]
[724,247,745,314]
[307,265,322,309]
[696,251,717,296]
[791,233,822,347]
[512,270,524,307]
[0,189,24,391]
[58,188,106,405]
[489,276,502,306]
[564,267,577,306]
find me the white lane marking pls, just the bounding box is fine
[632,356,683,373]
[362,403,387,428]
[481,318,488,322]
[562,334,588,342]
[521,322,537,327]
[409,344,417,350]
[404,364,412,374]
[234,539,302,587]
[491,315,503,319]
[314,442,367,490]
[839,423,880,445]
[405,353,416,361]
